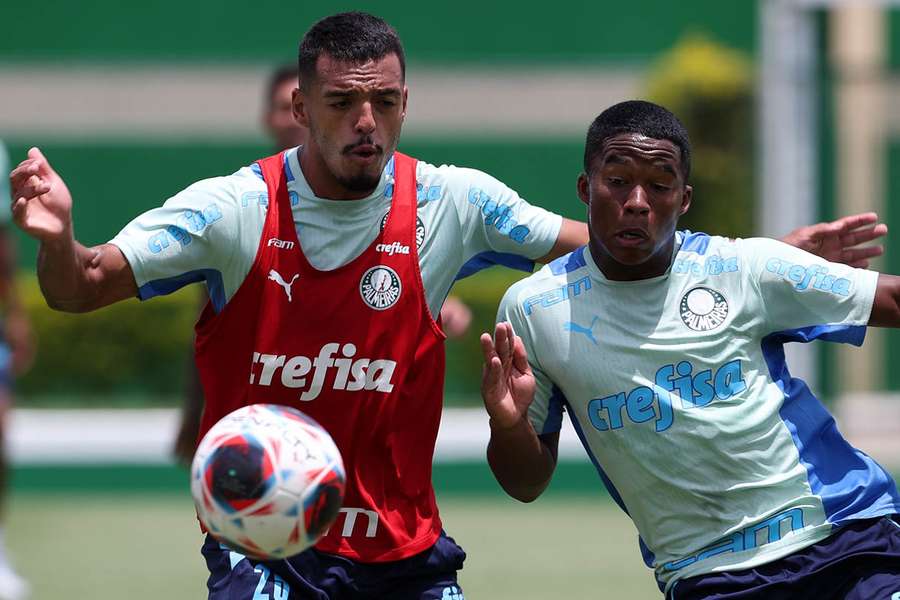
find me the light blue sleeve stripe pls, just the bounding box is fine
[250,163,263,181]
[283,152,294,182]
[679,231,710,255]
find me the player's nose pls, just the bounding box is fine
[354,102,376,134]
[623,185,650,215]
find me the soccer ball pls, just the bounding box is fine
[191,404,345,560]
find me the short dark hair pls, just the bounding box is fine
[298,12,406,90]
[583,100,691,180]
[265,64,298,107]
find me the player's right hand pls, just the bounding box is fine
[9,147,73,242]
[480,321,536,430]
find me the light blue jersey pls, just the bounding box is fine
[498,232,900,592]
[110,148,562,319]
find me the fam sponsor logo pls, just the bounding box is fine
[249,343,397,401]
[326,507,379,538]
[380,211,425,249]
[375,241,410,256]
[673,255,738,277]
[267,237,295,250]
[588,360,746,433]
[523,276,591,316]
[765,258,852,296]
[467,187,531,244]
[147,203,223,253]
[664,508,805,571]
[360,266,402,310]
[679,287,728,331]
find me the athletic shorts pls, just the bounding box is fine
[669,515,900,600]
[203,531,466,600]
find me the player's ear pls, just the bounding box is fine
[679,184,692,216]
[577,172,590,207]
[400,85,409,121]
[293,87,310,128]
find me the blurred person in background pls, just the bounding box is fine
[0,141,34,600]
[8,12,887,600]
[172,63,472,464]
[171,64,307,465]
[481,100,899,600]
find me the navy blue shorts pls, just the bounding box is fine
[203,531,466,600]
[670,515,900,600]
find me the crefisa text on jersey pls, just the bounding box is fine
[765,258,852,295]
[375,241,410,256]
[249,343,397,401]
[588,360,747,433]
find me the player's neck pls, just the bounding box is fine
[588,237,677,281]
[297,145,376,201]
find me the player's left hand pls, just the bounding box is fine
[439,295,472,339]
[782,212,887,268]
[480,322,536,430]
[4,313,34,376]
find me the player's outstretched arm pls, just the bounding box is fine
[781,212,887,268]
[9,147,137,312]
[480,322,558,502]
[869,274,900,327]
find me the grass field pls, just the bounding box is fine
[3,491,659,599]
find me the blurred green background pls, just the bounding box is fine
[5,0,763,405]
[3,2,900,599]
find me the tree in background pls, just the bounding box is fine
[645,34,755,239]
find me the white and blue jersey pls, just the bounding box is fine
[109,147,562,319]
[498,232,900,591]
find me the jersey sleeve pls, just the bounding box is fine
[442,166,563,275]
[108,175,247,312]
[741,237,878,342]
[497,280,565,435]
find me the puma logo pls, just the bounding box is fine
[564,316,600,346]
[268,269,299,302]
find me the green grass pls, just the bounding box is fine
[3,492,659,599]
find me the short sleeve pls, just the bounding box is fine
[742,237,878,340]
[442,166,563,265]
[497,280,565,435]
[108,175,251,311]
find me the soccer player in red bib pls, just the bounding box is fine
[7,12,889,600]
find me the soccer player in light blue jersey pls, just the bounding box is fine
[481,101,900,599]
